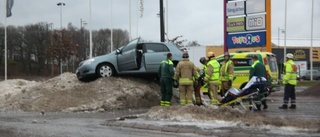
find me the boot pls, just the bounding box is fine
[289,104,296,109]
[278,104,288,109]
[262,100,268,109]
[254,104,261,111]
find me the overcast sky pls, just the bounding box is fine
[1,0,319,46]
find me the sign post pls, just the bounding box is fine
[224,0,272,52]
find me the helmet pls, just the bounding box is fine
[182,52,189,58]
[199,57,207,64]
[224,52,230,56]
[207,52,215,58]
[286,53,294,59]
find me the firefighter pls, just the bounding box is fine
[204,52,220,105]
[249,55,268,110]
[174,52,198,105]
[279,53,297,109]
[220,52,234,96]
[158,53,175,106]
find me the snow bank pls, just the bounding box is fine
[0,73,161,112]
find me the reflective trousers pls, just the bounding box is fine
[160,78,173,106]
[283,84,296,105]
[179,85,193,105]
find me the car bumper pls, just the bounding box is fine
[76,65,96,80]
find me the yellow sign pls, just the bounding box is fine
[294,49,306,60]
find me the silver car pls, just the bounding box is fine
[299,70,320,80]
[76,38,182,81]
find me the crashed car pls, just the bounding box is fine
[76,38,182,81]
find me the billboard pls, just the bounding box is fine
[246,0,266,14]
[294,61,307,72]
[227,31,266,48]
[227,1,245,16]
[246,14,266,30]
[227,17,245,32]
[272,49,310,63]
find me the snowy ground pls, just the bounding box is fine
[0,73,161,112]
[0,73,319,136]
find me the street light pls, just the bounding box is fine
[310,0,314,81]
[57,2,65,78]
[284,0,287,64]
[277,27,285,48]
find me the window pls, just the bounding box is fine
[145,43,169,52]
[122,43,136,52]
[267,57,278,72]
[121,39,139,52]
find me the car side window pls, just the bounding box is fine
[145,43,169,52]
[122,42,137,53]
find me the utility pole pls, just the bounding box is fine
[159,0,165,42]
[57,2,65,78]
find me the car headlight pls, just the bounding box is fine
[83,58,95,65]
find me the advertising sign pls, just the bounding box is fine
[227,1,245,16]
[246,0,266,14]
[227,31,266,48]
[294,61,307,72]
[272,49,310,63]
[246,14,266,30]
[227,17,245,32]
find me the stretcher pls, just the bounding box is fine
[219,76,270,110]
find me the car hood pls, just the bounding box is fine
[79,51,117,66]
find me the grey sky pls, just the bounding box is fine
[1,0,320,46]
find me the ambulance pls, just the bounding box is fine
[201,51,280,95]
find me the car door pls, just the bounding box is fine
[117,38,139,71]
[143,43,169,72]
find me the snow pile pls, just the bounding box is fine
[145,105,320,130]
[0,79,40,102]
[0,73,161,112]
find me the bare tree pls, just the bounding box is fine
[167,35,187,48]
[112,29,130,49]
[93,29,111,56]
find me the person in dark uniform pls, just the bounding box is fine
[249,55,268,110]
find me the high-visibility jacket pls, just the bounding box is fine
[158,59,174,78]
[205,58,220,82]
[283,60,297,85]
[220,60,234,81]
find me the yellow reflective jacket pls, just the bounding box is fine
[283,60,297,85]
[220,60,234,81]
[205,58,220,82]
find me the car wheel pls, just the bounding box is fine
[96,63,115,77]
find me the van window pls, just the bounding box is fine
[267,57,278,72]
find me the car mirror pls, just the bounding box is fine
[116,49,121,54]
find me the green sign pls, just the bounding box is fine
[227,17,245,32]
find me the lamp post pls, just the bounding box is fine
[159,0,165,42]
[57,2,65,78]
[50,23,54,76]
[80,18,87,60]
[310,0,314,81]
[277,27,285,48]
[284,0,287,64]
